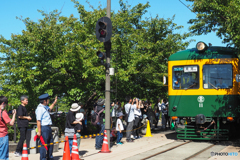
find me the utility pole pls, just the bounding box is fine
[105,0,111,150]
[95,0,112,150]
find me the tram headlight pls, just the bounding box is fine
[227,117,234,122]
[172,116,178,121]
[196,42,208,52]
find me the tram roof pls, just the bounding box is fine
[169,46,239,61]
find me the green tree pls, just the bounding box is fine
[187,0,240,48]
[0,0,192,112]
[0,10,105,111]
[99,1,192,102]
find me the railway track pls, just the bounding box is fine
[139,140,218,160]
[184,143,216,160]
[140,140,192,160]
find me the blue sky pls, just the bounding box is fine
[0,0,225,49]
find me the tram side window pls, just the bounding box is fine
[172,66,199,89]
[203,64,233,89]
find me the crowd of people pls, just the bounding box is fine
[90,96,170,149]
[0,93,169,160]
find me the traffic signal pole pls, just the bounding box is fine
[95,1,112,150]
[105,0,111,150]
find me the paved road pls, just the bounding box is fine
[126,139,240,160]
[9,127,240,160]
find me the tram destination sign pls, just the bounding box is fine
[173,67,184,71]
[184,66,198,72]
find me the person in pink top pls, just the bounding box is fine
[0,96,17,160]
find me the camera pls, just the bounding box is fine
[8,109,16,114]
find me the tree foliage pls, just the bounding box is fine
[0,0,191,111]
[187,0,240,49]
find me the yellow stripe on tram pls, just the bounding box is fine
[168,58,240,96]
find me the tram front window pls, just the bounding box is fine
[203,64,232,89]
[172,66,199,89]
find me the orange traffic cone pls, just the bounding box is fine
[71,134,80,160]
[63,136,71,160]
[21,143,28,160]
[99,130,111,153]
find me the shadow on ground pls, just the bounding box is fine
[165,132,178,140]
[53,156,62,160]
[79,150,88,155]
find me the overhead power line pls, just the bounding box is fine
[179,0,197,15]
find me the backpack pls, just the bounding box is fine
[91,106,104,126]
[154,103,160,112]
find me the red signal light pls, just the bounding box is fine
[100,30,106,36]
[98,21,107,37]
[96,17,112,42]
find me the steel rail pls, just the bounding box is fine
[184,143,217,160]
[140,140,191,160]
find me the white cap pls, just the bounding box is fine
[76,113,84,121]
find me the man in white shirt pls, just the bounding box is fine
[124,96,139,142]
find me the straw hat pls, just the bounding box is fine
[70,103,81,112]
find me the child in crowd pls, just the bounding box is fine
[116,112,124,145]
[75,113,84,149]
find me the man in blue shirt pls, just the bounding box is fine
[216,78,228,88]
[35,93,57,160]
[173,72,180,89]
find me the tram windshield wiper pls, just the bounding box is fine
[184,83,196,90]
[208,82,218,90]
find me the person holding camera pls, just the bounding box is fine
[0,96,17,160]
[14,95,32,157]
[133,99,143,139]
[124,96,139,143]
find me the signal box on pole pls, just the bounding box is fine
[96,17,112,42]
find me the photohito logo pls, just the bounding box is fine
[211,152,238,156]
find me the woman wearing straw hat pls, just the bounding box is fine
[65,103,81,153]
